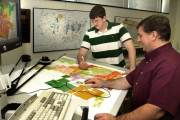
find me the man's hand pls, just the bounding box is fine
[79,60,89,70]
[85,77,105,88]
[77,48,89,69]
[94,113,116,120]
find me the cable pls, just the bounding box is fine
[13,88,54,96]
[12,82,111,98]
[13,85,66,96]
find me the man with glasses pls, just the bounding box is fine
[77,5,136,74]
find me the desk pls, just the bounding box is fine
[3,55,128,120]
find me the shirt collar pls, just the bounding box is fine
[144,43,172,61]
[95,20,112,33]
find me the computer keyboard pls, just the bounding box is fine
[19,90,72,120]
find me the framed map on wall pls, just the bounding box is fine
[33,8,90,53]
[114,16,142,47]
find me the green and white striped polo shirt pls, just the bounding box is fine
[81,20,132,67]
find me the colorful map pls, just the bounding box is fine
[33,8,90,52]
[0,0,17,40]
[36,56,123,107]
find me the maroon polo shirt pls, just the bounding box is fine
[126,43,180,119]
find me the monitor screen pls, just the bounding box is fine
[0,0,22,54]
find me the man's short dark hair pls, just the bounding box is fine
[137,15,171,41]
[89,5,106,19]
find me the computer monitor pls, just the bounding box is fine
[0,0,21,119]
[0,0,22,54]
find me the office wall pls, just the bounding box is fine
[174,0,180,53]
[1,0,179,66]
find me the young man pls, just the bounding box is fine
[85,15,180,120]
[77,5,136,73]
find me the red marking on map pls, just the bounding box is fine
[88,65,97,68]
[95,71,122,80]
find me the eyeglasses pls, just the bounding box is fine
[91,18,102,24]
[91,20,99,24]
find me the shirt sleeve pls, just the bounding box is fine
[147,63,180,116]
[118,24,132,43]
[126,68,136,86]
[80,31,90,50]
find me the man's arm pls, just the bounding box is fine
[123,40,136,72]
[77,48,89,69]
[94,103,165,120]
[85,77,132,90]
[116,103,166,120]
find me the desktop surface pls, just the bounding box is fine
[4,55,128,120]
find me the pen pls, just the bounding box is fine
[82,56,85,61]
[82,56,88,69]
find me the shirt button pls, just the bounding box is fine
[150,59,152,61]
[136,83,138,85]
[132,93,133,96]
[141,72,143,74]
[146,62,148,64]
